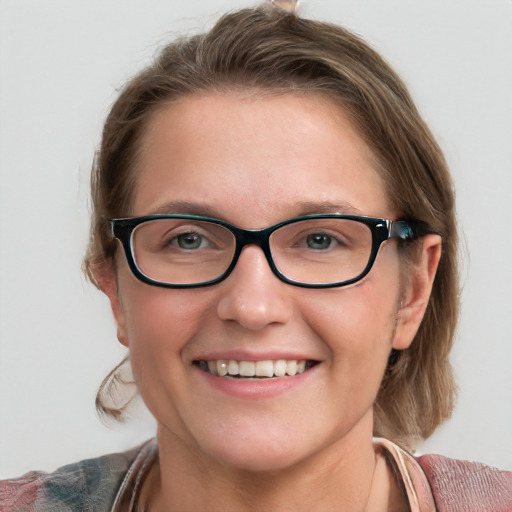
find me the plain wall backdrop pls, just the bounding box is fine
[1,0,511,478]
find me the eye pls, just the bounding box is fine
[172,232,207,250]
[306,233,335,250]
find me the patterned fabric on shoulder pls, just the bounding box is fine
[418,453,512,512]
[0,441,152,512]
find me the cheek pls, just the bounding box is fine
[119,281,214,374]
[298,251,402,391]
[302,280,400,352]
[118,283,220,425]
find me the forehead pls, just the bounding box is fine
[134,92,393,225]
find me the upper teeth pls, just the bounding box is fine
[204,360,308,378]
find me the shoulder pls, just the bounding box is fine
[417,453,512,512]
[0,439,155,512]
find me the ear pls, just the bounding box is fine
[392,234,442,350]
[92,262,129,348]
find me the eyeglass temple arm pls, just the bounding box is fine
[389,220,439,241]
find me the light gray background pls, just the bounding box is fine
[1,0,511,478]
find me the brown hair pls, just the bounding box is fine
[84,5,458,449]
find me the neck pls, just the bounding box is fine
[145,416,396,512]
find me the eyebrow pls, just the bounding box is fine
[149,199,361,219]
[151,201,225,218]
[292,200,362,215]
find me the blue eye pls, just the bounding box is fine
[306,233,333,250]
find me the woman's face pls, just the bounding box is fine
[107,92,432,472]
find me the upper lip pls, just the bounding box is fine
[192,350,319,362]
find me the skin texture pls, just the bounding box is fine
[99,92,441,511]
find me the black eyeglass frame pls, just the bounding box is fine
[110,213,436,289]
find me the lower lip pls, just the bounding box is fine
[195,364,318,400]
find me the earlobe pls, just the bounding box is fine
[92,262,130,348]
[392,234,442,350]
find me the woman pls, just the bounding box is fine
[1,3,511,511]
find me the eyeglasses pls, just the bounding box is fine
[111,214,434,289]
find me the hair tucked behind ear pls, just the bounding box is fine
[85,5,458,449]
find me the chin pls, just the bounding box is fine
[210,445,305,473]
[195,426,318,474]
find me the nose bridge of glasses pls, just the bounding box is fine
[234,225,272,247]
[230,225,278,275]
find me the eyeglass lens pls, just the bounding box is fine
[131,218,373,286]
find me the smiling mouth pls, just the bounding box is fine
[195,359,318,379]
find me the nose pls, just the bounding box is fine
[216,245,293,330]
